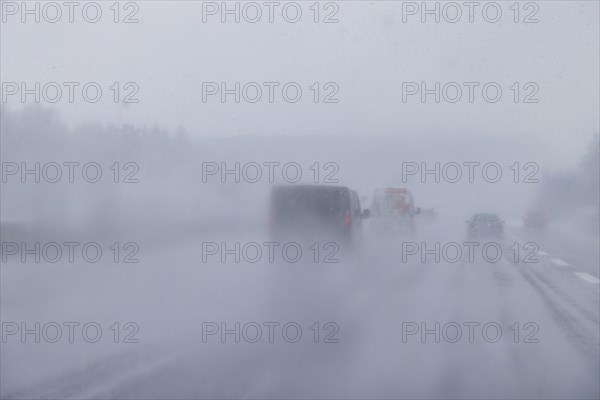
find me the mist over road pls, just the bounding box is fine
[2,215,598,399]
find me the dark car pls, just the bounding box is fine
[269,185,368,242]
[467,213,504,238]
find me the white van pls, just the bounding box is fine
[370,188,419,234]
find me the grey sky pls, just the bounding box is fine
[2,1,599,163]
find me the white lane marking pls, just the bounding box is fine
[537,250,549,256]
[574,272,600,284]
[550,258,570,266]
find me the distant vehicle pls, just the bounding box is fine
[523,209,548,230]
[370,187,419,234]
[269,185,368,242]
[467,213,504,238]
[418,207,438,220]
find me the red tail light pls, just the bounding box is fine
[344,211,352,226]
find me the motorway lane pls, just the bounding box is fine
[1,222,599,399]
